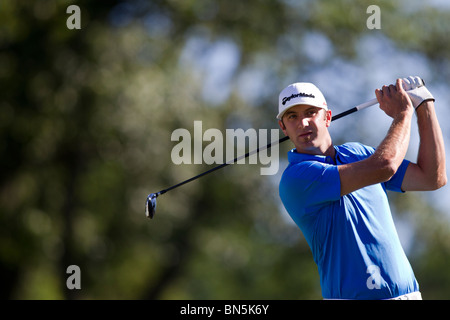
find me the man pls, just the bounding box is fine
[277,77,446,300]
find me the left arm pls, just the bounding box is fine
[401,100,447,191]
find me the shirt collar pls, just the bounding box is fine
[287,148,336,165]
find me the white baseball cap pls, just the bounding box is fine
[277,82,328,119]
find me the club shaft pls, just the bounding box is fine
[155,98,378,196]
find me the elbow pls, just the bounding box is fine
[433,173,447,190]
[423,171,447,191]
[377,159,398,182]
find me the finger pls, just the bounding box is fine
[375,88,383,102]
[396,78,405,92]
[389,84,396,91]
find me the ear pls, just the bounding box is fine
[278,120,288,136]
[325,110,332,127]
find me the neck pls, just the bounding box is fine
[295,135,335,158]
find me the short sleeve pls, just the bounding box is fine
[279,161,341,221]
[384,159,410,193]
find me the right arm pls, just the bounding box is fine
[337,79,415,196]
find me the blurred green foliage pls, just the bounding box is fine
[0,0,449,299]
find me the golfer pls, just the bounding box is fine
[277,77,446,300]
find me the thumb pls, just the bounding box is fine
[396,78,406,93]
[396,78,414,108]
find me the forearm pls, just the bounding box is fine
[372,110,413,177]
[338,110,413,196]
[338,79,415,196]
[415,100,447,188]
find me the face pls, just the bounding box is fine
[278,104,333,155]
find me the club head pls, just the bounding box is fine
[145,193,157,219]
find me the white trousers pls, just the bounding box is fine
[387,291,422,300]
[324,291,423,300]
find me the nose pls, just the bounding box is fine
[300,117,309,128]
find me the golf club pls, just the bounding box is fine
[145,77,427,219]
[145,97,379,219]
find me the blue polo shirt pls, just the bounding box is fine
[279,142,419,299]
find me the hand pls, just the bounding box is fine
[375,78,414,119]
[402,76,435,109]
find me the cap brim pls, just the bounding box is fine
[276,103,327,120]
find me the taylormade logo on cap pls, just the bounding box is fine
[277,82,328,119]
[282,92,316,105]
